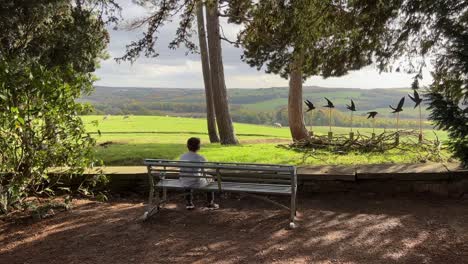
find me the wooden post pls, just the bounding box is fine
[327,108,334,140]
[349,131,354,140]
[418,105,423,143]
[308,112,313,136]
[396,112,400,132]
[372,118,375,135]
[396,112,400,145]
[371,118,376,139]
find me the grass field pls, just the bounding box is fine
[83,115,451,166]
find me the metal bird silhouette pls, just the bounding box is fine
[367,111,378,119]
[389,97,405,113]
[367,111,378,134]
[323,97,334,108]
[408,90,423,108]
[323,98,335,133]
[347,99,357,133]
[304,100,316,134]
[346,99,356,111]
[304,100,315,112]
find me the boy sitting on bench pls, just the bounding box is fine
[179,137,219,210]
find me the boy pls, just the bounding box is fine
[179,137,219,210]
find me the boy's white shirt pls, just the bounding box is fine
[179,151,208,187]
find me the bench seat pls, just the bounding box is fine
[156,179,292,195]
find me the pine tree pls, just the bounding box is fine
[237,0,400,141]
[372,0,468,166]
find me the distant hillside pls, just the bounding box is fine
[80,86,432,129]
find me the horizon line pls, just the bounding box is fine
[94,85,411,90]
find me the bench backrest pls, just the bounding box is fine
[144,159,296,185]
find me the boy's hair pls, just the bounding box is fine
[187,137,201,152]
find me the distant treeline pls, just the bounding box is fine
[88,102,433,129]
[81,86,431,120]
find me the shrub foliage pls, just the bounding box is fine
[0,0,119,214]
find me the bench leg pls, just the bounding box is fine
[289,189,297,229]
[163,187,167,201]
[143,190,196,221]
[142,187,161,221]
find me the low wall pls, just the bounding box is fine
[93,163,468,198]
[300,178,468,198]
[297,163,468,197]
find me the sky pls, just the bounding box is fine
[94,1,432,89]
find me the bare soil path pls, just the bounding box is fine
[1,194,467,264]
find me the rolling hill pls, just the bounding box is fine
[80,86,432,128]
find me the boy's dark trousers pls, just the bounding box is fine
[185,189,214,205]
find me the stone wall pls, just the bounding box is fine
[100,172,468,198]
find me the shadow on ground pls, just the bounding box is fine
[1,194,468,264]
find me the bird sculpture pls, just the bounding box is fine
[389,97,405,113]
[324,97,335,108]
[304,100,316,134]
[304,100,315,112]
[346,99,356,112]
[346,99,357,132]
[408,90,423,108]
[409,90,424,141]
[367,111,378,119]
[323,98,335,134]
[389,97,405,133]
[367,111,378,134]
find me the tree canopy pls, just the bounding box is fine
[238,0,402,79]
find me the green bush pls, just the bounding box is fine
[0,59,100,213]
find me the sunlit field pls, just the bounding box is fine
[82,115,451,166]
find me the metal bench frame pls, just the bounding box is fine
[143,159,298,228]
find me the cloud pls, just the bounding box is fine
[95,0,433,89]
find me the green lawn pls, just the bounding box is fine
[82,115,451,166]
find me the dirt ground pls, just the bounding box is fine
[1,194,468,264]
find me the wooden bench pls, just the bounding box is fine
[142,159,298,228]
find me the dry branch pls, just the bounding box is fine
[279,130,445,162]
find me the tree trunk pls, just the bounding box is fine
[206,0,238,145]
[288,53,309,141]
[196,1,219,143]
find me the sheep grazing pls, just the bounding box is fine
[103,115,110,120]
[274,123,282,128]
[123,115,129,119]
